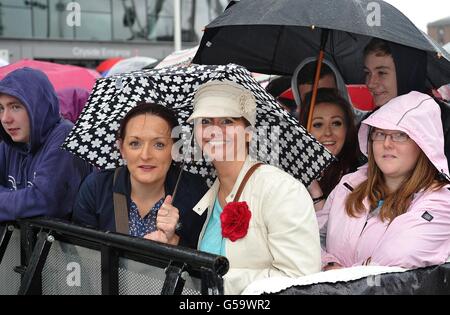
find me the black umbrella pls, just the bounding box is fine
[193,0,450,89]
[62,64,334,187]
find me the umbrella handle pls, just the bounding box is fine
[306,51,325,132]
[306,29,330,132]
[171,133,195,202]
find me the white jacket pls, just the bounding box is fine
[193,157,321,294]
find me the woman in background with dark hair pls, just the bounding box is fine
[303,88,360,210]
[72,102,207,248]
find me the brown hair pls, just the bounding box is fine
[345,139,448,222]
[298,62,335,85]
[118,102,179,140]
[363,38,392,58]
[303,88,360,197]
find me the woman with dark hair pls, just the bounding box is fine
[72,102,207,249]
[303,88,360,210]
[317,92,450,271]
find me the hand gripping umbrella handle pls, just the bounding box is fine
[171,133,195,202]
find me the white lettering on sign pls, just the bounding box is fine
[101,48,132,58]
[72,47,132,58]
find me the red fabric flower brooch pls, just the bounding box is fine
[220,201,252,242]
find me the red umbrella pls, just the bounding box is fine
[96,57,123,74]
[345,85,375,111]
[0,59,100,92]
[279,84,375,111]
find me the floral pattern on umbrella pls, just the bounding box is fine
[62,64,334,186]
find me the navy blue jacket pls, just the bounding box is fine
[0,68,92,222]
[72,165,208,249]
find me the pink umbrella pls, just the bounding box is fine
[0,59,100,92]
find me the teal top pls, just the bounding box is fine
[199,198,226,256]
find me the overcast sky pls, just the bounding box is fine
[384,0,450,31]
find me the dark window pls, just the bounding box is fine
[1,0,29,6]
[75,0,111,13]
[147,0,172,41]
[32,2,50,38]
[114,0,148,41]
[48,0,75,39]
[146,0,229,43]
[0,0,231,41]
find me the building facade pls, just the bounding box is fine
[427,16,450,46]
[0,0,229,67]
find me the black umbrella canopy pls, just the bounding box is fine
[62,64,334,187]
[193,0,450,88]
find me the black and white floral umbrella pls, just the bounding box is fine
[62,64,334,186]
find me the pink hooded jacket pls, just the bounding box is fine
[317,91,450,269]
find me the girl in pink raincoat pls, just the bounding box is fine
[317,91,450,270]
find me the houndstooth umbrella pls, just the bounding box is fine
[62,64,334,187]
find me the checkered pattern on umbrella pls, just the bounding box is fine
[62,64,334,186]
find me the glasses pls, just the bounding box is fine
[370,130,410,142]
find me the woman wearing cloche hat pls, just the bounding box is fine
[188,80,321,295]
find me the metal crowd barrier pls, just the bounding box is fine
[0,224,21,295]
[0,218,229,295]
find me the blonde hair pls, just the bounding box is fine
[345,142,448,222]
